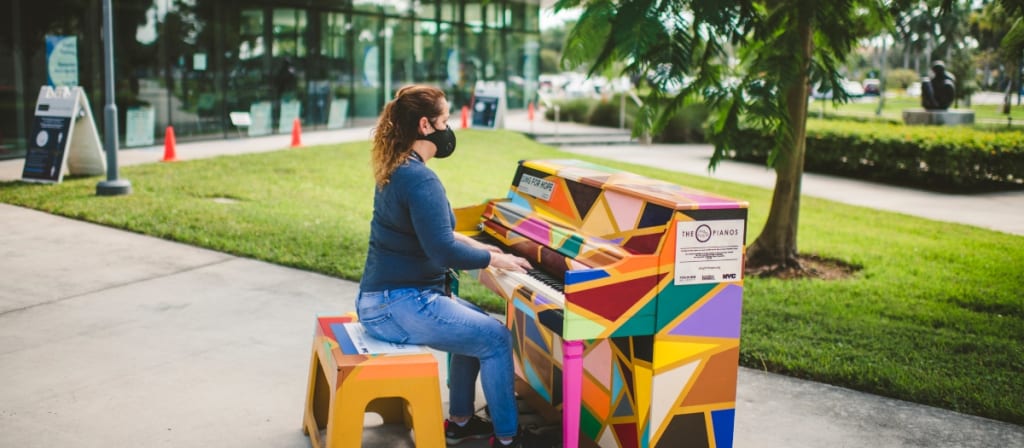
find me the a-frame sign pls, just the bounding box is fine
[21,86,106,183]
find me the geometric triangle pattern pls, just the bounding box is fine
[457,159,746,448]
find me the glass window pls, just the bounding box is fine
[414,20,440,83]
[415,0,436,21]
[485,2,501,29]
[161,0,224,138]
[321,12,349,61]
[272,8,307,57]
[524,1,539,32]
[464,1,483,28]
[456,22,484,105]
[239,8,265,60]
[437,22,470,106]
[440,1,459,23]
[382,0,415,17]
[506,1,526,31]
[482,28,502,79]
[384,18,415,95]
[354,0,379,14]
[505,32,539,108]
[316,11,352,128]
[352,13,382,118]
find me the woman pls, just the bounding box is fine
[356,85,539,448]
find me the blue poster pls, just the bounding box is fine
[45,35,79,87]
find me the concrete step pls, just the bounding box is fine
[532,132,638,146]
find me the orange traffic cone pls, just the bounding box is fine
[461,106,469,129]
[162,126,177,162]
[528,102,535,121]
[290,118,302,148]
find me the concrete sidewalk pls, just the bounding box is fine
[1,112,1022,447]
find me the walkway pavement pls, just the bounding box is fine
[0,111,1021,447]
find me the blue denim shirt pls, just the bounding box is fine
[359,157,489,292]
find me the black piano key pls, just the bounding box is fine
[526,269,565,293]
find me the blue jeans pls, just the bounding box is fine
[356,288,518,438]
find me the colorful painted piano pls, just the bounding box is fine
[453,159,749,448]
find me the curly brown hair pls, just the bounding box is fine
[371,85,447,187]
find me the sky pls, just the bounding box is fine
[540,6,582,30]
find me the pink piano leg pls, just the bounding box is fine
[562,341,584,448]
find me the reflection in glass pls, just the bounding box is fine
[386,18,416,95]
[2,0,542,152]
[352,13,382,117]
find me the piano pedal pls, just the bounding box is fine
[522,423,564,448]
[516,396,533,414]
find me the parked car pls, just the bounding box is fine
[862,78,881,96]
[843,79,865,97]
[811,79,864,99]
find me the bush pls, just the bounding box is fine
[654,103,710,143]
[730,120,1024,191]
[544,98,592,123]
[540,50,561,75]
[585,94,638,129]
[553,95,709,143]
[887,68,921,90]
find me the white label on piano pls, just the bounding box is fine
[675,219,745,285]
[519,174,555,201]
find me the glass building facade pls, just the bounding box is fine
[0,0,541,159]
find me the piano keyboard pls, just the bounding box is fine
[471,232,567,305]
[489,267,566,306]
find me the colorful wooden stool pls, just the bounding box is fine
[302,314,444,447]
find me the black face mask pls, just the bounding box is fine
[417,123,457,159]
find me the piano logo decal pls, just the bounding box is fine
[675,219,746,285]
[518,173,555,201]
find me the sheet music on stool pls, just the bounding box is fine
[341,322,429,355]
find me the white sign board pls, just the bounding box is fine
[278,99,301,134]
[124,106,155,147]
[327,98,349,129]
[471,80,507,129]
[21,86,106,183]
[248,101,273,137]
[674,219,746,285]
[518,173,555,201]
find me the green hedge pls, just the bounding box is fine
[732,120,1024,191]
[548,95,708,143]
[542,97,1022,191]
[543,98,593,123]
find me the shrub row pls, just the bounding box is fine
[545,95,708,143]
[542,97,1022,191]
[732,120,1024,191]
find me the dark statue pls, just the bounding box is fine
[921,60,956,110]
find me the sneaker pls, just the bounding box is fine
[488,427,549,448]
[445,415,493,445]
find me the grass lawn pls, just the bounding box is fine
[0,129,1021,425]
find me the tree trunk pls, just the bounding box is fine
[746,11,813,270]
